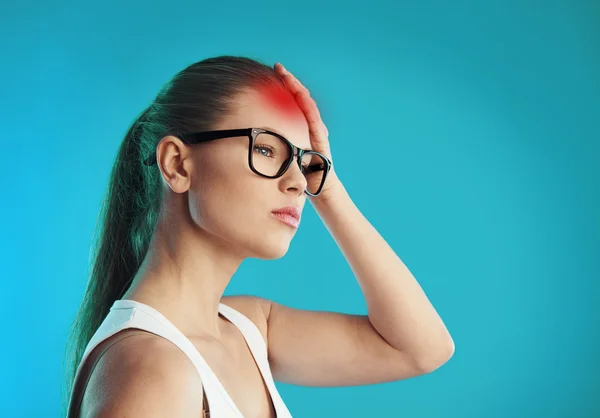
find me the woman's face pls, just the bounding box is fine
[183,85,312,260]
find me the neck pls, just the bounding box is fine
[121,215,245,339]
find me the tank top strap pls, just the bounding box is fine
[71,299,292,418]
[218,302,293,417]
[217,302,269,356]
[110,299,244,417]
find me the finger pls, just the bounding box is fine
[298,90,322,122]
[295,91,318,123]
[297,91,327,137]
[288,74,309,97]
[276,63,309,95]
[282,73,307,97]
[275,65,328,138]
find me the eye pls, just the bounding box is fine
[254,145,275,158]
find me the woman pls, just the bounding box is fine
[63,55,454,417]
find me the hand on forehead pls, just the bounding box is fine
[237,79,311,149]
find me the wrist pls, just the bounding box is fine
[310,170,345,205]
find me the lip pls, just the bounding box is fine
[271,206,301,228]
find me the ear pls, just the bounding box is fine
[155,135,194,194]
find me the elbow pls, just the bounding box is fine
[415,340,455,374]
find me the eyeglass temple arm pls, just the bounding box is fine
[143,129,252,166]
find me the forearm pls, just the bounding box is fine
[310,174,454,369]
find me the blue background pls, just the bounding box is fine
[1,0,598,417]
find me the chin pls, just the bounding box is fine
[245,230,294,260]
[253,241,292,260]
[226,219,296,259]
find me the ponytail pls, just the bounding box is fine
[61,106,162,415]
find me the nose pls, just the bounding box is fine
[280,155,307,195]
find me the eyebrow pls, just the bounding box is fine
[259,126,313,151]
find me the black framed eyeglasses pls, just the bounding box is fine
[143,127,332,196]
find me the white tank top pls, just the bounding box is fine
[75,299,293,417]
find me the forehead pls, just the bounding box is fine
[226,84,311,149]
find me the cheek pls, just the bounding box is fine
[190,155,264,228]
[187,147,294,257]
[189,169,295,259]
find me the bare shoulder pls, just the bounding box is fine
[81,330,203,417]
[221,294,272,344]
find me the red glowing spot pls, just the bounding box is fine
[255,80,304,120]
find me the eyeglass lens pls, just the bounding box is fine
[251,133,326,195]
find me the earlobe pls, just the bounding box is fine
[166,175,190,194]
[162,163,192,194]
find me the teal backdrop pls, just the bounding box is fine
[1,0,598,417]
